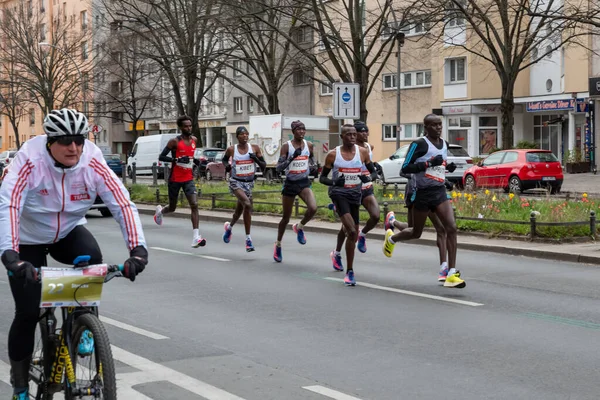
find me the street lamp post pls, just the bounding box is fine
[395,31,405,150]
[38,42,94,140]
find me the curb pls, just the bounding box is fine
[138,209,600,265]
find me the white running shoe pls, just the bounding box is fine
[154,205,163,226]
[192,236,207,248]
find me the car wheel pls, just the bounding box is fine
[550,185,561,195]
[100,208,112,217]
[464,175,476,192]
[508,176,522,193]
[206,170,213,181]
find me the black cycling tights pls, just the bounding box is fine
[8,225,102,361]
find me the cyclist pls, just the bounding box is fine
[0,108,148,400]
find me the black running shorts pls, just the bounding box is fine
[412,186,448,212]
[330,195,360,225]
[168,180,197,199]
[282,178,312,198]
[361,186,375,200]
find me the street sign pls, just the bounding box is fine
[91,124,103,134]
[333,83,360,120]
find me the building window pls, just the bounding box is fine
[383,73,397,90]
[401,123,424,140]
[320,83,333,96]
[445,57,466,83]
[478,116,498,154]
[82,72,89,91]
[40,23,46,41]
[381,21,400,39]
[447,116,471,149]
[29,108,35,126]
[533,114,560,154]
[80,10,88,31]
[247,96,254,113]
[81,41,88,60]
[233,60,242,77]
[40,0,45,13]
[293,25,312,44]
[293,69,311,86]
[382,124,398,141]
[447,0,466,27]
[234,97,243,113]
[257,95,264,111]
[400,20,432,36]
[402,70,432,88]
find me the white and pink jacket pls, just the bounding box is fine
[0,135,146,256]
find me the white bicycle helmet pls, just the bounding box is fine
[43,108,90,137]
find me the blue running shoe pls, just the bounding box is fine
[246,238,255,252]
[344,270,356,286]
[292,223,306,245]
[273,244,282,262]
[357,235,367,253]
[330,251,344,271]
[78,329,94,356]
[223,222,232,243]
[12,390,28,400]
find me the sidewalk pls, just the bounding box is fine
[135,204,600,265]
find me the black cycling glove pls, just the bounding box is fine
[123,246,148,282]
[1,250,37,286]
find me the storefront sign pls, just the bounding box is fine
[442,106,471,115]
[472,104,523,114]
[198,120,226,128]
[526,99,577,112]
[589,77,600,96]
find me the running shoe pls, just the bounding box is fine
[153,205,163,226]
[293,223,306,245]
[444,272,466,288]
[384,211,396,231]
[192,236,207,248]
[438,267,461,282]
[223,222,232,243]
[273,244,282,262]
[330,251,344,271]
[382,229,396,258]
[344,270,356,286]
[78,329,94,356]
[12,391,28,400]
[245,238,255,252]
[357,235,367,253]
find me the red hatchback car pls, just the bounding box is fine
[463,149,564,194]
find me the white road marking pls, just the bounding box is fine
[0,359,11,386]
[303,385,363,400]
[0,280,6,284]
[111,345,247,400]
[100,316,169,340]
[324,278,484,307]
[116,380,154,400]
[150,247,230,262]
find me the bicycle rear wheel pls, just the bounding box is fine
[67,313,116,400]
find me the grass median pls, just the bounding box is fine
[127,181,598,239]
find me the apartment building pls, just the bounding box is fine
[0,0,91,152]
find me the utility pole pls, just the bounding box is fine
[388,1,405,150]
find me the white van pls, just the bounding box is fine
[126,134,178,177]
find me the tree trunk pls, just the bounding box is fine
[500,80,516,149]
[11,121,21,149]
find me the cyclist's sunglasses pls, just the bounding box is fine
[55,136,85,146]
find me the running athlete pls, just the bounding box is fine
[273,120,317,262]
[0,109,147,400]
[321,124,377,286]
[330,121,380,271]
[221,126,266,252]
[154,115,206,248]
[382,114,465,288]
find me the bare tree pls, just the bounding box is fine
[0,50,31,149]
[0,0,91,115]
[97,0,230,143]
[93,33,162,143]
[219,0,312,114]
[422,0,587,148]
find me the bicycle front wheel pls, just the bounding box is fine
[68,313,117,400]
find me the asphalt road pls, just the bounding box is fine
[1,214,600,399]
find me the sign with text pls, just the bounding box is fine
[40,265,108,308]
[526,99,577,112]
[589,77,600,97]
[333,83,360,120]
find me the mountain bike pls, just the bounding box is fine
[26,255,124,400]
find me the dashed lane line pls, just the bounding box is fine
[303,385,364,400]
[100,316,169,340]
[150,246,230,262]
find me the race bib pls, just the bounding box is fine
[39,265,108,308]
[177,160,193,169]
[289,156,309,174]
[361,170,373,189]
[235,159,255,177]
[425,162,446,183]
[339,167,361,188]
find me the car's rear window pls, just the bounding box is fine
[104,155,121,161]
[448,147,470,157]
[526,152,559,162]
[204,150,220,158]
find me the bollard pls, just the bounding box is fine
[294,198,300,217]
[566,192,571,201]
[132,162,137,184]
[590,210,597,238]
[121,161,127,184]
[394,183,398,198]
[383,202,389,219]
[382,185,387,197]
[529,211,537,238]
[152,162,158,186]
[155,188,160,203]
[211,193,216,209]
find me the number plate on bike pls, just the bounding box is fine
[39,265,108,308]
